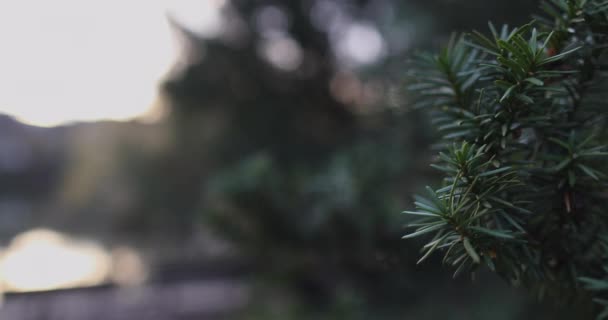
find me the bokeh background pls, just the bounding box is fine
[0,0,584,319]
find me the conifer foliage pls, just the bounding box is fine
[404,0,608,316]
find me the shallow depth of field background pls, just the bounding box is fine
[0,1,580,319]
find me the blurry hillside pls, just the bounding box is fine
[0,115,66,239]
[0,116,156,241]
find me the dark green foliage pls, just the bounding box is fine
[404,0,608,316]
[147,0,436,307]
[203,111,428,305]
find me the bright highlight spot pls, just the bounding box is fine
[0,229,111,292]
[336,22,386,66]
[0,0,225,127]
[0,229,148,293]
[260,37,303,71]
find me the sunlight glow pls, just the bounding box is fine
[0,229,148,293]
[0,229,111,292]
[0,0,225,127]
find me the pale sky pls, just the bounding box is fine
[0,0,224,127]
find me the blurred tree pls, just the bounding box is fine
[139,0,429,299]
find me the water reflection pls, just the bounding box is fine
[0,229,146,293]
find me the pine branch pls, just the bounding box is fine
[403,0,608,316]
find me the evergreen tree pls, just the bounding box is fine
[403,0,608,317]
